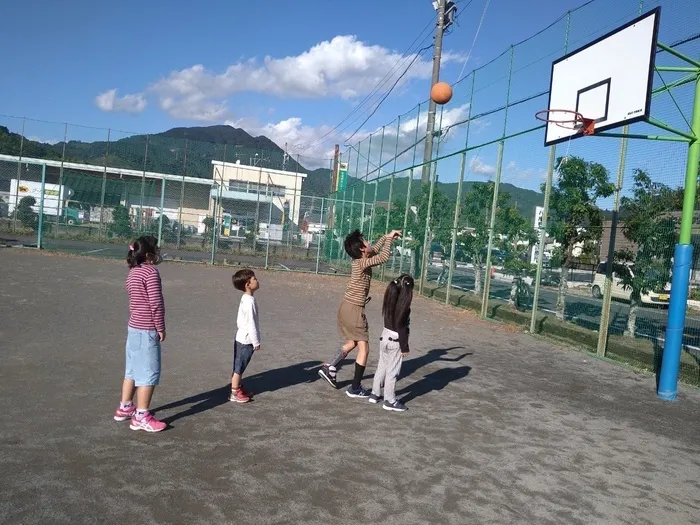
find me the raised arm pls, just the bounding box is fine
[359,235,393,269]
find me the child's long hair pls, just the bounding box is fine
[127,235,160,268]
[383,273,414,329]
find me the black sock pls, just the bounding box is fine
[352,362,366,390]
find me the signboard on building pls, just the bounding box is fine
[336,162,348,192]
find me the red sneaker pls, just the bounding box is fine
[229,388,250,403]
[239,385,253,398]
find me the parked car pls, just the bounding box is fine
[591,262,670,306]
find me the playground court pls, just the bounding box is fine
[1,249,699,525]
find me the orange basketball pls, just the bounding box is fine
[430,82,453,105]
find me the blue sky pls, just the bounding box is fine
[1,0,696,207]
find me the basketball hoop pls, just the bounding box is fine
[535,109,595,136]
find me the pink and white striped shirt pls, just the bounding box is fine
[126,264,166,332]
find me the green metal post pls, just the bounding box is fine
[481,46,514,318]
[529,146,556,333]
[530,13,571,330]
[265,177,272,269]
[597,129,628,356]
[316,197,325,273]
[361,134,373,232]
[37,164,46,249]
[446,73,476,305]
[386,117,401,277]
[157,179,166,247]
[419,106,444,295]
[399,104,422,275]
[98,129,111,241]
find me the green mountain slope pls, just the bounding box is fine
[0,124,544,220]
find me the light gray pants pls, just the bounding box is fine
[372,327,403,403]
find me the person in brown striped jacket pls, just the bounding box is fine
[318,228,402,398]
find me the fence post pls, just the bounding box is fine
[361,135,373,232]
[385,117,401,278]
[37,163,46,249]
[139,135,150,235]
[157,179,166,247]
[531,12,572,331]
[98,128,111,241]
[419,107,445,295]
[211,179,223,265]
[12,117,25,234]
[480,46,514,318]
[56,123,68,238]
[176,138,188,249]
[530,146,557,333]
[446,73,476,304]
[399,104,422,275]
[597,130,629,356]
[265,176,272,269]
[316,197,325,273]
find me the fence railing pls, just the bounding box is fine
[1,0,699,386]
[323,0,700,386]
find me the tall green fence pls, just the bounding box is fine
[0,0,699,386]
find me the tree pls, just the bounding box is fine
[458,182,510,295]
[497,204,537,307]
[16,196,38,230]
[201,216,215,247]
[413,184,453,280]
[110,204,133,238]
[616,169,680,337]
[372,198,408,235]
[545,156,615,320]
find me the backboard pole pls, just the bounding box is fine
[657,69,700,401]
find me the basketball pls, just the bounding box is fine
[430,82,453,105]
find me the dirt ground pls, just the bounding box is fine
[1,248,699,525]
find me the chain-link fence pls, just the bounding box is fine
[0,0,698,387]
[323,0,700,386]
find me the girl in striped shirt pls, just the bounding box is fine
[113,235,167,433]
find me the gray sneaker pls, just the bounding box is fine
[368,393,381,404]
[346,385,371,398]
[382,400,408,412]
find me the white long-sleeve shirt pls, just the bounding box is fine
[235,294,261,346]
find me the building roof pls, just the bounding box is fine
[0,154,214,186]
[211,159,307,179]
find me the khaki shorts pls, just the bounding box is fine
[337,300,369,342]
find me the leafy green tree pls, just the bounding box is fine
[110,204,133,238]
[16,196,38,230]
[413,184,453,280]
[201,216,215,247]
[545,156,615,320]
[615,169,680,337]
[458,182,510,295]
[497,204,537,307]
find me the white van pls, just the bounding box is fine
[591,262,670,306]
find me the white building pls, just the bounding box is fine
[210,160,306,227]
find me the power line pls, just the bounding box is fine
[345,43,434,144]
[290,17,436,152]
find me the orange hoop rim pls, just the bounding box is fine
[535,109,595,135]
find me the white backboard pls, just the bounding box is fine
[543,7,660,146]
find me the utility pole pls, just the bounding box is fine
[421,0,446,185]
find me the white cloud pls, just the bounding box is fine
[27,136,60,145]
[504,160,547,182]
[468,156,496,175]
[95,89,147,114]
[143,35,461,121]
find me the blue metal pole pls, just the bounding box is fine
[657,71,700,401]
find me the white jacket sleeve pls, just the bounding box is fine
[237,296,260,347]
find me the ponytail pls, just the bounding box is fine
[127,235,160,268]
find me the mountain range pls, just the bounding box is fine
[0,124,544,221]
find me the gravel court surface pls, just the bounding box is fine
[1,248,699,525]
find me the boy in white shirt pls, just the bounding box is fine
[230,268,261,403]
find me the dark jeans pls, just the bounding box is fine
[232,341,255,376]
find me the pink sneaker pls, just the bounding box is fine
[129,411,167,432]
[114,403,136,422]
